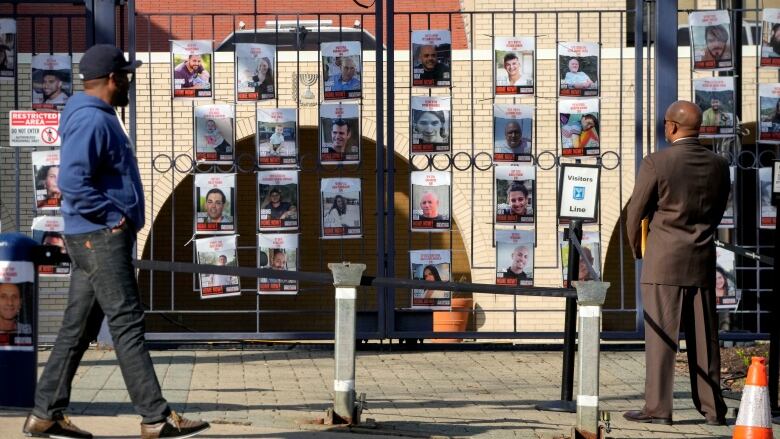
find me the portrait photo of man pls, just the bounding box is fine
[195,173,236,233]
[0,282,33,347]
[34,164,61,209]
[411,171,451,231]
[258,171,299,231]
[0,18,15,80]
[195,235,241,299]
[690,11,733,69]
[31,54,72,110]
[412,30,451,87]
[171,40,213,98]
[694,77,735,137]
[496,167,535,224]
[320,103,361,164]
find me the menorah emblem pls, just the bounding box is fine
[292,72,319,106]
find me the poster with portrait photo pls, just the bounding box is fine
[760,167,777,229]
[495,164,535,225]
[559,98,600,157]
[494,36,534,96]
[411,96,451,155]
[493,104,533,162]
[171,40,213,99]
[495,229,534,287]
[758,83,780,143]
[194,104,234,164]
[690,10,733,70]
[320,102,360,165]
[321,178,362,239]
[694,76,735,138]
[235,43,275,101]
[411,30,451,87]
[31,54,71,111]
[715,247,739,309]
[559,230,600,288]
[31,149,61,211]
[257,108,297,168]
[761,9,780,67]
[0,261,35,351]
[558,42,599,97]
[195,235,241,299]
[409,249,451,310]
[720,166,736,228]
[31,216,69,277]
[194,173,236,234]
[410,171,451,232]
[258,233,298,295]
[322,41,362,101]
[258,170,298,231]
[0,19,16,81]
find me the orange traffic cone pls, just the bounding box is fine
[733,357,774,439]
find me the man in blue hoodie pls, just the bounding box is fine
[23,45,209,439]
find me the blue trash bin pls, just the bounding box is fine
[0,232,39,408]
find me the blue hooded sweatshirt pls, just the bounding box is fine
[58,93,145,234]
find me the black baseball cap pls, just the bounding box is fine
[79,44,142,81]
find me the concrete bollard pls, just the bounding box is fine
[328,262,366,425]
[572,280,610,438]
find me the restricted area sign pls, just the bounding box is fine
[9,111,60,147]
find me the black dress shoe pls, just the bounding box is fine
[623,410,673,425]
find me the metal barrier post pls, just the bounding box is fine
[327,262,367,425]
[572,280,610,438]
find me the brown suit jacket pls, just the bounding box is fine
[626,137,730,288]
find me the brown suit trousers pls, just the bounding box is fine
[641,284,726,420]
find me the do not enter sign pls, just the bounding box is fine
[9,111,61,147]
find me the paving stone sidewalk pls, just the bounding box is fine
[1,345,779,438]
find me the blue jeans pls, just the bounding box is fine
[33,225,169,424]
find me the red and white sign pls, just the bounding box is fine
[9,111,61,147]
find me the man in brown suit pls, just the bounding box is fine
[624,100,729,426]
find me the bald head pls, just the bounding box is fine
[664,100,702,142]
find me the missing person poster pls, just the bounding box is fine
[495,164,535,225]
[31,216,69,277]
[759,83,780,143]
[760,167,777,229]
[235,43,275,101]
[258,170,298,231]
[257,108,297,168]
[410,171,451,232]
[559,98,600,157]
[31,54,71,111]
[0,19,16,81]
[694,76,735,138]
[558,42,599,97]
[320,102,360,165]
[761,9,780,67]
[720,166,736,228]
[410,249,451,310]
[194,104,234,163]
[195,235,241,299]
[412,30,451,87]
[495,229,534,287]
[411,96,451,155]
[322,41,362,100]
[559,230,600,287]
[689,10,733,70]
[258,233,298,295]
[0,261,34,350]
[493,104,533,162]
[31,149,61,211]
[171,40,213,98]
[494,36,534,95]
[194,173,236,234]
[321,178,362,239]
[715,247,739,309]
